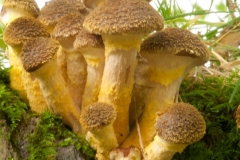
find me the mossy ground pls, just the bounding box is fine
[173,71,240,160]
[0,64,95,160]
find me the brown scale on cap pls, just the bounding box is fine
[21,37,59,72]
[3,17,49,49]
[4,0,40,18]
[80,102,116,131]
[140,27,209,62]
[38,0,80,31]
[52,13,85,46]
[155,102,206,144]
[74,30,104,49]
[83,0,164,35]
[65,0,87,14]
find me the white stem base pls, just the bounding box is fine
[144,135,187,160]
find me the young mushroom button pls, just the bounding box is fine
[83,0,164,144]
[144,102,206,160]
[80,102,118,160]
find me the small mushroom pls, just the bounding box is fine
[52,12,87,109]
[83,0,164,144]
[80,102,118,159]
[3,17,50,114]
[144,102,206,160]
[21,37,81,133]
[74,30,105,110]
[122,27,209,148]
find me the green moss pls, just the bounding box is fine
[27,111,96,160]
[173,71,240,160]
[0,83,27,137]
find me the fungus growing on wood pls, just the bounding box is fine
[122,27,209,148]
[52,13,87,109]
[80,102,118,159]
[21,37,81,133]
[3,17,50,114]
[83,0,164,144]
[144,102,206,159]
[74,30,105,110]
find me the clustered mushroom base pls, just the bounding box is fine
[2,0,210,159]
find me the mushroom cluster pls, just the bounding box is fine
[2,0,209,159]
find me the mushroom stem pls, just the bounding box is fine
[33,59,81,133]
[98,35,139,143]
[7,47,27,100]
[64,50,87,109]
[81,48,105,109]
[144,135,186,160]
[109,147,142,160]
[90,125,118,160]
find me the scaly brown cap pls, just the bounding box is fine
[155,102,206,144]
[21,37,59,72]
[3,17,49,49]
[65,0,87,14]
[4,0,40,18]
[38,0,79,28]
[82,0,104,9]
[140,27,210,62]
[52,13,85,41]
[74,30,104,49]
[83,0,164,35]
[80,102,116,131]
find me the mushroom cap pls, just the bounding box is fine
[52,13,85,41]
[74,30,104,49]
[82,0,104,9]
[66,0,87,13]
[38,0,80,27]
[140,27,210,62]
[155,102,206,144]
[4,0,40,18]
[21,37,59,72]
[80,102,116,131]
[3,17,49,48]
[83,0,164,35]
